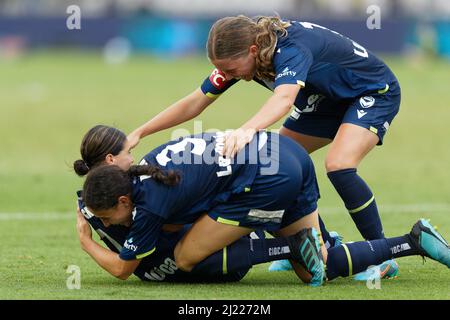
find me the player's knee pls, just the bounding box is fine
[174,247,196,272]
[325,156,354,172]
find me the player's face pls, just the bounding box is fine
[91,197,133,228]
[211,47,257,81]
[110,139,134,170]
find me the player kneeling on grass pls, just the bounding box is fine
[75,126,450,286]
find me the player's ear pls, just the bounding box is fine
[249,45,258,57]
[105,153,114,165]
[118,195,132,208]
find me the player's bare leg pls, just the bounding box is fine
[174,214,252,272]
[325,123,378,172]
[279,126,331,154]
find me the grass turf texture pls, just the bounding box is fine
[0,52,449,299]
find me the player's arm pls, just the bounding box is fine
[243,83,301,130]
[128,88,214,148]
[128,68,238,149]
[76,208,140,280]
[223,84,301,158]
[223,44,312,158]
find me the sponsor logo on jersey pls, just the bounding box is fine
[359,96,375,108]
[290,107,301,120]
[357,109,367,119]
[124,237,138,252]
[275,66,297,81]
[290,94,323,120]
[209,68,227,89]
[303,94,325,113]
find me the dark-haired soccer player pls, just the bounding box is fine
[76,127,449,286]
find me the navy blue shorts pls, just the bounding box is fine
[208,134,320,232]
[283,81,401,145]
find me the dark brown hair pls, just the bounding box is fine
[73,125,126,176]
[83,165,180,211]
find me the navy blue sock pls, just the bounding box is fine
[327,168,384,240]
[326,235,419,280]
[319,215,335,249]
[190,238,251,276]
[248,237,291,265]
[191,236,291,276]
[385,235,420,258]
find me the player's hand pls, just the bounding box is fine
[127,130,141,150]
[76,207,92,242]
[223,128,256,159]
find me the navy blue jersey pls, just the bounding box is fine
[201,21,398,103]
[120,131,267,260]
[77,191,250,282]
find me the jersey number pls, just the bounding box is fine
[146,136,232,178]
[299,22,368,58]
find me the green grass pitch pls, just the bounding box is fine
[0,52,449,299]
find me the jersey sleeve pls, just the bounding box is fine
[119,208,165,261]
[273,44,313,88]
[200,68,239,99]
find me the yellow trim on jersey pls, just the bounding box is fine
[217,217,240,226]
[348,195,375,214]
[378,84,389,94]
[244,187,251,192]
[222,246,228,274]
[136,247,156,259]
[296,80,305,87]
[205,92,221,99]
[341,244,353,276]
[369,126,378,134]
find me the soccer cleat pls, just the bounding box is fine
[353,259,399,281]
[410,218,450,268]
[268,259,292,272]
[269,231,342,272]
[286,227,325,287]
[328,231,343,248]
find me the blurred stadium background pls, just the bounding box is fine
[0,0,449,299]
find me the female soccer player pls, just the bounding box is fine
[74,125,326,284]
[127,15,401,244]
[76,127,449,286]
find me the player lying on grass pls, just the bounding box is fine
[77,202,282,283]
[74,125,341,283]
[74,126,449,286]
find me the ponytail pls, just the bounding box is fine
[128,165,181,186]
[73,159,90,177]
[254,16,290,80]
[74,125,127,177]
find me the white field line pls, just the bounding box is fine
[0,203,449,220]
